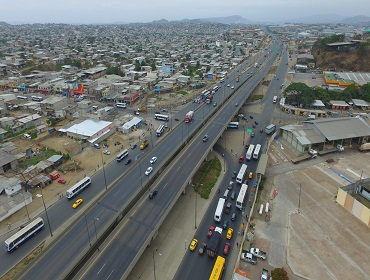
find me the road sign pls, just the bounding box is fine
[247,129,253,133]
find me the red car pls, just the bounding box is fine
[58,178,66,184]
[207,226,215,238]
[245,143,250,149]
[223,242,231,255]
[260,128,264,133]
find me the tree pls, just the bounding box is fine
[271,268,289,280]
[284,83,315,107]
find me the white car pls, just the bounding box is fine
[103,150,110,155]
[227,84,230,87]
[145,167,153,175]
[150,157,157,164]
[231,86,234,89]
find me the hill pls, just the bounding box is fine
[312,35,370,72]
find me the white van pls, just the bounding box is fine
[223,189,229,199]
[23,133,31,139]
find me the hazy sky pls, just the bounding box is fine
[1,0,370,24]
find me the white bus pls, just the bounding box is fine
[17,95,28,101]
[116,103,127,109]
[156,124,165,137]
[31,96,43,102]
[253,144,261,160]
[5,217,44,252]
[66,177,92,199]
[227,122,239,129]
[273,96,277,103]
[236,164,248,184]
[212,85,219,92]
[246,144,255,161]
[236,184,248,210]
[154,114,169,122]
[214,198,226,222]
[116,149,129,162]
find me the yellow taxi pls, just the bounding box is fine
[72,198,83,209]
[226,228,234,240]
[189,238,198,251]
[248,172,253,179]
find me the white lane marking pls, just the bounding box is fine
[106,269,115,279]
[97,263,106,274]
[163,183,168,190]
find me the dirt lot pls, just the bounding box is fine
[244,139,370,280]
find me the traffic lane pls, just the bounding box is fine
[174,146,240,280]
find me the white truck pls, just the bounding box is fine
[261,268,269,280]
[250,247,267,260]
[240,252,257,264]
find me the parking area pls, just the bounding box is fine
[248,140,370,279]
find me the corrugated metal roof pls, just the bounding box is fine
[282,124,326,145]
[352,99,369,107]
[306,117,370,141]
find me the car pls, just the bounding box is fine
[251,132,255,138]
[58,178,66,184]
[189,238,198,251]
[164,124,168,128]
[131,144,137,149]
[94,143,101,149]
[213,102,217,107]
[250,115,254,119]
[125,159,132,165]
[231,171,237,179]
[223,242,231,255]
[155,111,161,114]
[145,167,153,176]
[162,109,168,113]
[248,172,253,179]
[198,243,207,255]
[254,121,258,125]
[103,149,110,155]
[202,135,209,142]
[231,212,237,221]
[239,155,244,163]
[134,111,140,115]
[226,228,234,240]
[230,191,236,200]
[149,190,158,199]
[253,124,256,128]
[231,86,234,89]
[222,220,229,229]
[260,128,264,133]
[227,84,230,87]
[72,198,83,209]
[175,118,179,121]
[245,143,250,149]
[228,181,234,190]
[150,157,157,164]
[207,225,215,238]
[224,203,232,214]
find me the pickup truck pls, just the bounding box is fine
[250,247,267,260]
[240,252,257,264]
[261,268,269,280]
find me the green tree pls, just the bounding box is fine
[284,83,315,107]
[271,268,289,280]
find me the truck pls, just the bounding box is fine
[318,144,344,156]
[358,143,370,152]
[137,107,147,113]
[265,124,276,135]
[291,149,317,164]
[240,252,257,264]
[254,62,259,68]
[206,95,213,104]
[185,111,194,123]
[140,140,149,150]
[250,247,267,260]
[236,76,240,82]
[206,227,222,258]
[261,269,269,280]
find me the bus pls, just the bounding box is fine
[273,96,277,103]
[154,114,169,122]
[116,149,129,162]
[209,256,226,280]
[253,144,261,160]
[214,198,226,222]
[5,217,44,252]
[31,96,43,102]
[236,164,248,184]
[17,95,28,101]
[212,85,219,93]
[265,124,276,135]
[156,124,165,137]
[227,122,239,129]
[116,103,127,109]
[236,184,248,210]
[66,177,92,199]
[246,144,255,161]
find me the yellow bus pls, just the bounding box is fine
[209,256,226,280]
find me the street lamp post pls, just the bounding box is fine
[298,184,302,213]
[39,187,53,237]
[135,155,143,188]
[93,217,99,251]
[21,191,30,221]
[100,149,108,190]
[84,214,92,247]
[153,249,157,280]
